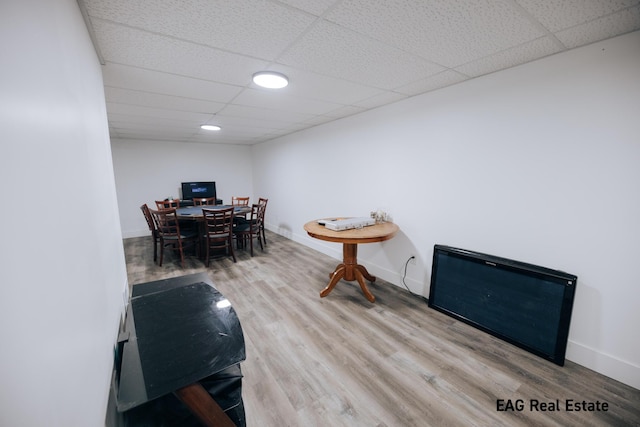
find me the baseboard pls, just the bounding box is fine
[291,230,426,296]
[566,340,639,390]
[293,231,341,259]
[122,229,149,239]
[290,227,639,391]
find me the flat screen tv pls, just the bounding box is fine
[180,181,216,200]
[428,245,577,366]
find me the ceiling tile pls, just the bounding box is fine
[455,36,563,78]
[324,0,547,67]
[102,63,244,102]
[322,105,367,118]
[108,119,191,131]
[517,0,640,32]
[94,20,269,85]
[278,20,445,89]
[220,104,315,124]
[206,114,286,132]
[188,134,252,144]
[112,128,197,140]
[190,125,286,143]
[107,114,200,129]
[290,116,334,128]
[554,5,640,48]
[84,0,316,59]
[264,65,386,105]
[232,87,344,115]
[77,0,639,144]
[352,91,409,110]
[277,0,339,16]
[107,110,208,140]
[394,70,469,96]
[105,87,225,114]
[106,102,213,122]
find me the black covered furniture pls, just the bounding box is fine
[115,273,246,426]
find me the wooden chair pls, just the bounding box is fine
[140,204,159,262]
[231,197,249,207]
[155,199,179,209]
[258,197,268,246]
[202,207,236,265]
[193,197,217,206]
[231,196,250,221]
[233,203,264,257]
[150,208,198,268]
[156,198,200,234]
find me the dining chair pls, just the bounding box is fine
[233,203,264,257]
[150,208,198,268]
[140,204,159,262]
[193,197,217,206]
[155,199,179,209]
[231,196,250,221]
[258,197,268,246]
[231,197,250,207]
[202,207,236,265]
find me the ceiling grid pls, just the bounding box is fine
[78,0,640,144]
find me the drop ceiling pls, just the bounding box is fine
[79,0,640,145]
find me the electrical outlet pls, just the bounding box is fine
[409,255,416,265]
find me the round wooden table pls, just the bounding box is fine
[304,219,400,302]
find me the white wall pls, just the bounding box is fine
[111,139,253,238]
[109,32,639,389]
[251,31,640,389]
[0,1,127,426]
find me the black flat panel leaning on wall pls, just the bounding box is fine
[428,245,577,366]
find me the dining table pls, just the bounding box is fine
[175,205,253,255]
[175,204,251,219]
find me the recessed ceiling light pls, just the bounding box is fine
[252,71,289,89]
[200,125,221,131]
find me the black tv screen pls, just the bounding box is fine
[428,245,577,366]
[181,181,216,200]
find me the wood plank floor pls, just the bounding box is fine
[124,231,640,426]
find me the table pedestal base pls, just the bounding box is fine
[320,243,376,302]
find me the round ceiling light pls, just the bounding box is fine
[252,71,289,89]
[200,124,221,131]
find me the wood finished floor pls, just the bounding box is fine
[124,232,640,427]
